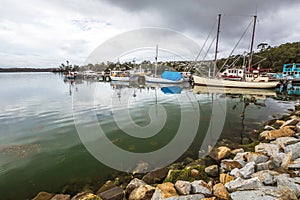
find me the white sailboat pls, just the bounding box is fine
[145,45,184,84]
[193,15,279,89]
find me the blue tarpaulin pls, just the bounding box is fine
[161,71,183,81]
[161,86,182,94]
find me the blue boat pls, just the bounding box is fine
[275,63,300,83]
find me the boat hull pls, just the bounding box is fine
[110,76,130,82]
[145,75,184,84]
[193,75,279,89]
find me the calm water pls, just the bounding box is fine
[0,72,296,199]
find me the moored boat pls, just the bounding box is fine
[145,71,184,84]
[193,75,279,89]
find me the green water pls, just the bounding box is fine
[0,72,295,199]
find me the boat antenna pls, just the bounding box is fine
[155,44,158,77]
[214,14,221,77]
[248,15,257,72]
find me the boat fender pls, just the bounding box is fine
[253,74,258,78]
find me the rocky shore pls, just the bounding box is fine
[33,105,300,200]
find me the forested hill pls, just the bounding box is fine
[217,42,300,72]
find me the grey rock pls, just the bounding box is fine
[164,194,204,200]
[255,160,276,171]
[204,165,219,177]
[255,143,280,157]
[71,192,101,200]
[191,180,212,195]
[231,148,244,155]
[276,174,300,197]
[126,178,146,195]
[142,167,169,184]
[230,190,275,200]
[129,185,155,200]
[264,125,275,131]
[259,130,270,139]
[281,118,299,128]
[270,152,285,167]
[225,177,263,192]
[229,162,255,179]
[251,170,279,185]
[50,194,71,200]
[220,159,244,172]
[233,152,247,162]
[244,152,269,164]
[238,161,255,179]
[274,137,300,149]
[174,180,191,195]
[281,151,293,169]
[284,142,300,160]
[98,186,124,200]
[230,186,297,200]
[230,168,242,178]
[288,157,300,169]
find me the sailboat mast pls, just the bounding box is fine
[248,15,257,72]
[214,14,221,77]
[155,45,158,77]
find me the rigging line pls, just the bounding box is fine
[194,20,217,62]
[187,18,217,72]
[217,19,253,73]
[195,36,216,75]
[202,36,216,62]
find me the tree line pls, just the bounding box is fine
[217,41,300,72]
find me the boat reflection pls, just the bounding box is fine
[193,85,277,98]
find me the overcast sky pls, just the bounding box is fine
[1,0,299,68]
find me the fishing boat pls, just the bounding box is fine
[193,14,279,89]
[64,72,76,79]
[193,75,278,89]
[110,70,131,81]
[145,45,184,84]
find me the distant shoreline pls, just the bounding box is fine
[0,68,57,73]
